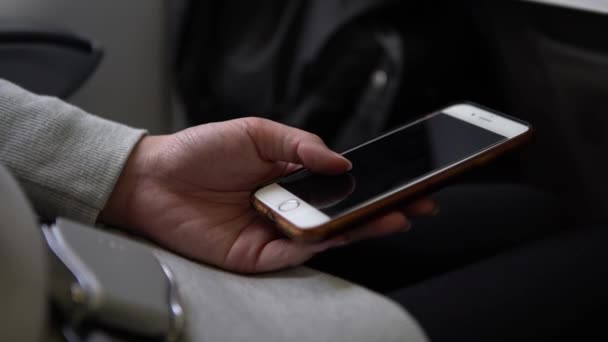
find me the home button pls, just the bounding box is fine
[279,199,300,212]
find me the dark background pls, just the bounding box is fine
[176,1,608,225]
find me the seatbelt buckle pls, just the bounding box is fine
[42,218,184,342]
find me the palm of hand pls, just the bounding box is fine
[103,118,430,273]
[121,120,338,273]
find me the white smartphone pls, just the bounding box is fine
[252,103,533,242]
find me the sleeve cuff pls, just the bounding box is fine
[0,79,147,224]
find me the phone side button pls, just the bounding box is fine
[279,200,300,212]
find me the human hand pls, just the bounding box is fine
[100,118,437,273]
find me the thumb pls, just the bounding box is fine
[244,118,351,175]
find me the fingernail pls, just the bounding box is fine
[336,153,352,170]
[345,159,353,171]
[402,221,412,232]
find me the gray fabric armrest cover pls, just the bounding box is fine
[0,165,47,342]
[155,248,429,342]
[0,79,145,223]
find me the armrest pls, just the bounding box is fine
[154,247,430,342]
[0,20,103,99]
[93,224,428,342]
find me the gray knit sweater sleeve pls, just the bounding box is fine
[0,79,146,224]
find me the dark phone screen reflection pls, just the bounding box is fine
[279,113,505,218]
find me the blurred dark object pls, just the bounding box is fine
[177,1,407,151]
[176,2,495,151]
[472,1,608,223]
[0,20,103,99]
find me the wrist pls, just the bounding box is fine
[99,135,162,229]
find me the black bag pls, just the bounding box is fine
[176,0,405,150]
[176,1,497,150]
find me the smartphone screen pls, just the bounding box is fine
[277,112,507,218]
